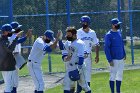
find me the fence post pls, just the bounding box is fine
[9,0,13,22]
[46,0,52,73]
[117,0,121,21]
[128,0,134,64]
[66,0,71,26]
[46,0,50,30]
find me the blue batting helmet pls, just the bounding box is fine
[111,18,122,25]
[10,22,22,29]
[1,24,13,32]
[44,30,54,41]
[80,15,91,24]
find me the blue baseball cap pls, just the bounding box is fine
[10,22,22,29]
[111,18,122,25]
[44,30,54,41]
[80,15,91,24]
[1,24,13,32]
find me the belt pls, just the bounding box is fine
[84,53,91,58]
[28,60,38,63]
[69,62,78,66]
[84,52,91,55]
[13,52,19,54]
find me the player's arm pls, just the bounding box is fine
[123,45,126,60]
[50,30,62,50]
[43,44,52,53]
[76,30,81,39]
[58,40,68,61]
[58,40,72,61]
[121,39,126,60]
[3,37,18,52]
[77,43,85,69]
[42,39,59,53]
[58,40,65,50]
[104,34,113,64]
[17,36,27,44]
[43,31,62,52]
[49,39,58,50]
[3,32,22,52]
[94,43,100,63]
[92,32,100,63]
[34,40,52,53]
[58,41,72,62]
[17,29,32,44]
[40,38,59,53]
[62,52,71,62]
[58,32,72,62]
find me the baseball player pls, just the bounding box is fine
[27,30,61,93]
[59,40,76,93]
[0,24,22,93]
[59,39,76,93]
[76,15,100,93]
[104,18,126,93]
[59,26,91,93]
[8,21,32,93]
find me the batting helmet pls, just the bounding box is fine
[111,18,122,25]
[1,24,13,32]
[44,30,54,41]
[80,15,91,24]
[10,22,22,29]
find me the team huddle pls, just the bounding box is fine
[0,15,126,93]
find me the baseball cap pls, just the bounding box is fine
[44,30,54,41]
[1,24,13,32]
[10,22,22,29]
[111,18,122,25]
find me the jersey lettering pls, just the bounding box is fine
[81,37,93,41]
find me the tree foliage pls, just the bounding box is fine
[1,0,139,38]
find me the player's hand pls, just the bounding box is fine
[123,56,126,60]
[109,61,114,67]
[84,52,88,58]
[64,55,72,62]
[57,30,63,40]
[16,31,24,37]
[95,56,99,63]
[26,29,32,38]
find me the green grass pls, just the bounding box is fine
[18,53,65,76]
[0,44,140,79]
[0,41,140,80]
[46,69,140,93]
[0,43,139,93]
[19,46,140,76]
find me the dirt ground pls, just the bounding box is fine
[0,73,64,93]
[0,64,140,93]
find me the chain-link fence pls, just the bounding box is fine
[0,0,140,76]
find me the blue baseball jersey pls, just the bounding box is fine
[104,29,126,63]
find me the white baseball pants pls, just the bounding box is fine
[27,61,44,91]
[109,59,125,81]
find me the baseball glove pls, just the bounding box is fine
[69,69,80,81]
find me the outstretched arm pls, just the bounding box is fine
[16,29,32,44]
[43,30,62,52]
